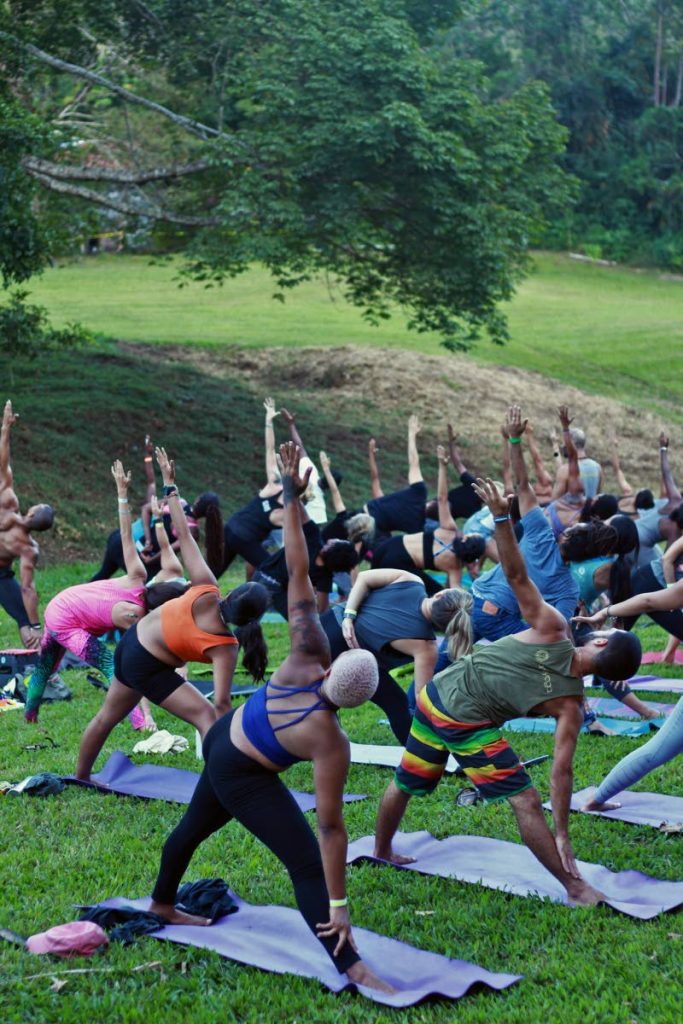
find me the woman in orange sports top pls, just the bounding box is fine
[76,446,270,781]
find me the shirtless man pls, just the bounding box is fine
[0,401,53,648]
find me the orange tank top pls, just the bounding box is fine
[160,584,238,663]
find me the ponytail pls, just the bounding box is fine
[429,588,474,663]
[204,502,224,577]
[235,619,268,682]
[219,581,270,682]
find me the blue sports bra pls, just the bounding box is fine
[241,677,334,767]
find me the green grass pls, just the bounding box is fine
[26,251,683,411]
[0,565,682,1023]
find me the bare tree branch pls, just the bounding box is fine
[1,31,244,148]
[27,170,219,227]
[23,155,215,184]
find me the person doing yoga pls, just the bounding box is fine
[24,462,178,725]
[0,400,53,648]
[373,477,642,906]
[147,443,393,994]
[370,445,485,594]
[574,579,683,811]
[552,422,603,499]
[75,447,269,781]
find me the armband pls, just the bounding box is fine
[508,437,522,445]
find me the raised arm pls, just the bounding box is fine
[319,450,346,515]
[407,414,423,484]
[264,397,281,484]
[526,422,554,489]
[112,460,147,583]
[0,400,16,490]
[573,579,683,627]
[472,478,566,639]
[150,494,184,580]
[367,437,383,498]
[500,427,514,494]
[610,435,633,496]
[503,405,537,516]
[155,447,215,586]
[280,408,308,457]
[662,533,683,585]
[659,431,682,508]
[436,445,456,530]
[447,423,469,476]
[558,406,583,498]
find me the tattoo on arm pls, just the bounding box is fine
[289,599,330,658]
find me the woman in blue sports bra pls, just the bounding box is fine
[149,443,394,995]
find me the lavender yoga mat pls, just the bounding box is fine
[549,787,683,829]
[624,675,683,694]
[64,751,365,813]
[585,697,675,719]
[346,831,683,920]
[97,894,521,1007]
[350,742,459,773]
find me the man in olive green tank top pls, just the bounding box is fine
[374,461,642,908]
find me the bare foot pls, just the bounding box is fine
[587,721,616,737]
[148,901,211,926]
[373,847,417,866]
[347,960,397,994]
[567,882,606,907]
[582,798,621,812]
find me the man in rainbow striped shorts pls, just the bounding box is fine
[373,474,642,907]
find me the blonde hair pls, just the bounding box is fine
[326,650,379,707]
[345,512,376,546]
[429,588,474,663]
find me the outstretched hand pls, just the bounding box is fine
[3,400,17,429]
[555,834,581,880]
[280,407,296,427]
[111,460,131,496]
[319,449,330,472]
[155,446,175,486]
[571,606,610,628]
[278,441,312,498]
[436,444,449,465]
[144,434,154,456]
[264,397,280,424]
[368,437,379,456]
[659,430,670,449]
[505,405,528,440]
[472,477,510,518]
[408,413,421,436]
[558,405,574,431]
[316,906,358,958]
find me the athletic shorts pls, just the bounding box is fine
[395,681,532,803]
[114,625,186,705]
[367,481,427,535]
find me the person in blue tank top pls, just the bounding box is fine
[374,477,642,908]
[148,442,394,995]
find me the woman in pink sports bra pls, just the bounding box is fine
[24,462,181,724]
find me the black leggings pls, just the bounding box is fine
[322,610,412,744]
[621,563,683,639]
[151,715,359,973]
[91,530,160,582]
[0,567,30,628]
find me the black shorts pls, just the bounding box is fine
[367,481,427,534]
[114,625,186,705]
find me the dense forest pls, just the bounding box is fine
[1,1,681,354]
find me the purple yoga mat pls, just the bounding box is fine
[97,894,521,1007]
[554,788,683,829]
[623,676,683,694]
[585,697,675,719]
[64,751,365,814]
[346,831,683,920]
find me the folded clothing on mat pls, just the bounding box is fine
[94,893,521,1007]
[346,831,683,920]
[132,729,189,755]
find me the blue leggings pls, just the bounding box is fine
[594,695,683,803]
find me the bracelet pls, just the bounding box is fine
[29,623,41,630]
[163,484,178,496]
[117,497,129,504]
[660,446,668,452]
[508,437,522,445]
[343,609,357,619]
[493,514,511,523]
[143,456,153,463]
[667,582,678,588]
[329,898,347,908]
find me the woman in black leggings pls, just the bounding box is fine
[149,443,393,994]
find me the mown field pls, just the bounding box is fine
[1,255,682,1022]
[0,565,681,1024]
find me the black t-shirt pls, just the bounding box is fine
[257,520,333,594]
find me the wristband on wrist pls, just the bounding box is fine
[508,437,522,445]
[493,514,511,523]
[143,455,153,462]
[154,520,165,530]
[667,582,677,588]
[117,497,129,504]
[343,609,357,619]
[29,623,41,629]
[163,484,178,496]
[329,898,347,908]
[660,446,668,452]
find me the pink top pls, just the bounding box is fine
[44,579,146,636]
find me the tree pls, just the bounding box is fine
[0,0,570,348]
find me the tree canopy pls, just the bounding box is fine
[0,0,570,348]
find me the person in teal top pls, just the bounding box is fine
[373,468,642,909]
[570,556,615,609]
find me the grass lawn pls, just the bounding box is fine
[26,251,683,410]
[0,565,682,1024]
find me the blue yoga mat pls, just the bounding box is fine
[503,716,664,737]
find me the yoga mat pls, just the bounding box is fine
[96,894,521,1006]
[350,742,460,774]
[585,697,674,719]
[548,787,683,829]
[188,679,258,699]
[64,751,365,813]
[347,831,683,920]
[641,650,683,665]
[503,716,664,737]
[625,676,683,694]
